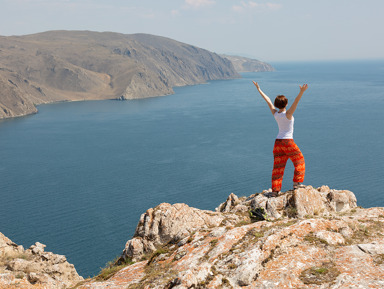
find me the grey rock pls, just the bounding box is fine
[357,243,384,255]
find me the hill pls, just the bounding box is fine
[0,31,249,119]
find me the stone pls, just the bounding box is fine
[123,202,228,260]
[293,187,326,217]
[216,193,240,212]
[314,230,345,245]
[327,189,357,213]
[0,234,83,289]
[29,242,46,255]
[357,242,384,255]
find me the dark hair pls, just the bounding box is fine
[274,95,288,109]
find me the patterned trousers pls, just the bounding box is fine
[272,139,305,192]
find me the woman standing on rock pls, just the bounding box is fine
[253,81,308,197]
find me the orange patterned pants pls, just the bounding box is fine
[272,139,305,192]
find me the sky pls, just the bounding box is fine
[1,0,383,62]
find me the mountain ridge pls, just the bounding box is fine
[0,30,273,120]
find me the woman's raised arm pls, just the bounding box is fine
[286,84,308,119]
[253,81,276,115]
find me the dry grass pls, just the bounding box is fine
[304,232,329,246]
[0,251,33,267]
[94,257,134,281]
[147,248,169,265]
[345,220,384,245]
[235,219,251,227]
[126,263,177,289]
[299,262,340,285]
[284,207,298,218]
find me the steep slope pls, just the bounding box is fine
[0,31,240,119]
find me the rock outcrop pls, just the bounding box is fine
[0,31,243,119]
[122,202,247,262]
[0,233,83,288]
[3,185,383,288]
[78,185,384,289]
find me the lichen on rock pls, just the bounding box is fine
[77,185,384,289]
[3,185,384,289]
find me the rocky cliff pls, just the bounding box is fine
[2,185,383,289]
[0,233,83,288]
[0,31,245,119]
[80,185,384,289]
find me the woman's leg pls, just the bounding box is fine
[272,140,289,192]
[287,141,305,184]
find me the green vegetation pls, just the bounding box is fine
[235,220,251,227]
[227,263,237,269]
[0,252,33,269]
[210,239,218,247]
[127,263,178,289]
[304,232,329,246]
[345,220,384,245]
[15,273,24,279]
[147,248,169,265]
[299,262,340,285]
[261,246,279,266]
[275,220,297,228]
[284,207,298,218]
[95,257,134,281]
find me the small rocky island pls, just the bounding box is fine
[1,185,384,288]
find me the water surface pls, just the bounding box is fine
[0,60,383,277]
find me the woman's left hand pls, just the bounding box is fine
[299,84,308,92]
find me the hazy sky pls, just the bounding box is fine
[1,0,383,61]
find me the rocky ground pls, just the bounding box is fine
[0,234,83,288]
[78,185,384,289]
[2,185,384,288]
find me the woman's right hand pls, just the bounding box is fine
[252,81,260,90]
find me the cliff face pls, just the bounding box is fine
[0,31,240,119]
[2,185,383,289]
[79,186,384,289]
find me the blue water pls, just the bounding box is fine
[0,60,383,277]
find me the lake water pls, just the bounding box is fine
[0,60,383,277]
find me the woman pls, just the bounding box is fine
[253,81,308,197]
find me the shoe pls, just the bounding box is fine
[263,191,279,198]
[293,182,306,189]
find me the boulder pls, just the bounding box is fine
[0,236,83,289]
[249,186,357,219]
[122,202,234,261]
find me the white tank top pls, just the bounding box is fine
[274,111,294,139]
